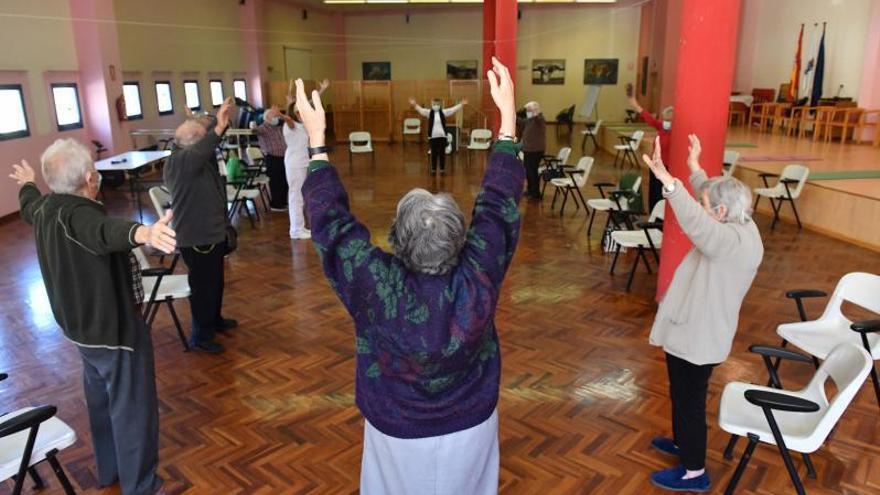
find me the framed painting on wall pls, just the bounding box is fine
[447,60,478,80]
[532,59,565,85]
[362,62,391,81]
[583,59,619,85]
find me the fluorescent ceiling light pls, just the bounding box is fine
[324,0,615,3]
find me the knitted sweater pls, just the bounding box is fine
[302,141,524,438]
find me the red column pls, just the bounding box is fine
[656,0,742,298]
[484,0,517,133]
[241,0,266,107]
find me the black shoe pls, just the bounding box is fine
[191,340,225,354]
[216,318,238,332]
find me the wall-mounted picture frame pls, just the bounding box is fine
[362,62,391,81]
[532,59,566,85]
[446,60,478,80]
[584,58,619,85]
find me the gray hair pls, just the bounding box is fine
[40,138,94,194]
[700,176,753,224]
[525,101,541,114]
[175,119,208,147]
[389,188,466,275]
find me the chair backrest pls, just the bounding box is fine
[818,272,880,324]
[149,186,172,218]
[349,132,372,151]
[557,147,572,165]
[445,132,454,154]
[723,150,740,177]
[591,119,603,132]
[648,199,666,222]
[802,343,872,448]
[630,130,645,149]
[572,156,594,187]
[779,164,810,198]
[245,146,263,165]
[403,118,421,134]
[469,128,493,148]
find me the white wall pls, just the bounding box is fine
[734,0,872,99]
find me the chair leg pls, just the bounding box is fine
[613,150,621,168]
[610,244,622,275]
[858,333,880,410]
[625,247,641,291]
[723,434,739,460]
[550,187,560,210]
[724,434,759,495]
[770,199,781,231]
[45,450,76,495]
[166,299,191,352]
[581,133,587,154]
[802,452,817,479]
[763,407,807,495]
[638,247,652,274]
[560,189,570,216]
[587,209,596,237]
[788,199,803,229]
[575,187,589,214]
[28,466,45,490]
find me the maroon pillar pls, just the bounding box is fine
[482,0,496,75]
[484,0,517,133]
[657,0,742,298]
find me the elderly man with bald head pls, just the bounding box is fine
[164,97,237,354]
[10,138,176,495]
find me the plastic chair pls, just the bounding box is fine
[466,128,492,167]
[753,164,809,230]
[580,120,602,153]
[402,118,421,146]
[348,131,375,174]
[586,175,642,239]
[538,147,572,197]
[132,246,191,352]
[609,199,665,291]
[613,130,644,169]
[549,156,594,216]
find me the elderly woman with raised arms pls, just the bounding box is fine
[294,57,522,494]
[643,135,764,493]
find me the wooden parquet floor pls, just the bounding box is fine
[1,139,880,494]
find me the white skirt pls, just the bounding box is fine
[361,409,499,495]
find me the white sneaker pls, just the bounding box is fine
[290,230,312,240]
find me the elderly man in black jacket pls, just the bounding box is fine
[10,138,176,495]
[164,97,238,353]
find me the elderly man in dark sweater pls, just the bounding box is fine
[294,57,522,494]
[517,101,546,200]
[164,97,237,353]
[10,138,176,495]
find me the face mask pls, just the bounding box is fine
[431,104,441,111]
[526,111,535,119]
[662,120,672,131]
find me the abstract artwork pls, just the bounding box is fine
[584,59,619,85]
[532,59,566,85]
[362,62,391,81]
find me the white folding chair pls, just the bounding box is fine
[613,130,644,169]
[753,164,809,230]
[581,119,603,153]
[538,147,572,197]
[0,374,77,495]
[242,146,270,210]
[609,199,665,291]
[466,128,492,167]
[586,175,642,238]
[549,156,594,216]
[133,247,191,351]
[719,342,872,495]
[348,131,375,173]
[219,158,261,228]
[402,118,421,146]
[723,149,740,177]
[148,186,171,219]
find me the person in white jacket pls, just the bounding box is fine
[282,79,329,240]
[409,97,467,175]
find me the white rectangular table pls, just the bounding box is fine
[96,150,171,221]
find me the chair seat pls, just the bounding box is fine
[253,176,270,185]
[0,407,77,480]
[754,186,787,198]
[142,274,191,301]
[778,318,880,360]
[614,144,634,151]
[550,177,575,187]
[227,187,261,200]
[581,128,596,135]
[351,146,373,153]
[718,382,826,454]
[467,144,491,151]
[610,229,663,248]
[586,198,624,211]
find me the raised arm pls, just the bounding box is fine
[629,94,662,130]
[409,98,429,117]
[443,98,467,117]
[459,58,524,287]
[10,160,41,225]
[295,79,391,312]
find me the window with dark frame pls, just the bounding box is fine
[233,79,247,101]
[155,81,174,116]
[184,80,201,110]
[209,80,224,107]
[0,84,30,141]
[122,81,143,120]
[50,83,84,131]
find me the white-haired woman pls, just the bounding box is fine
[628,91,672,209]
[518,101,545,199]
[295,57,522,494]
[643,135,764,493]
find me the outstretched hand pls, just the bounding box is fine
[642,136,675,187]
[408,97,417,107]
[294,78,326,148]
[9,160,35,185]
[486,57,515,136]
[135,209,177,254]
[687,134,702,172]
[215,97,234,134]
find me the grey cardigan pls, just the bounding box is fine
[649,170,764,365]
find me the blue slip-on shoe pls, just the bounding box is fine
[650,465,711,493]
[651,437,681,457]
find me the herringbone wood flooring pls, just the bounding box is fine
[1,139,879,494]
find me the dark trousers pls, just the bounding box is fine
[648,172,664,211]
[264,154,288,209]
[666,353,717,471]
[180,241,227,345]
[429,137,448,172]
[79,321,162,495]
[523,151,543,198]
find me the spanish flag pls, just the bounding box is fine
[789,24,803,101]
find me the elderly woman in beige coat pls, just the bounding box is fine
[642,135,764,493]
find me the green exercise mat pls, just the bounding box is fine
[724,142,759,148]
[808,170,880,181]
